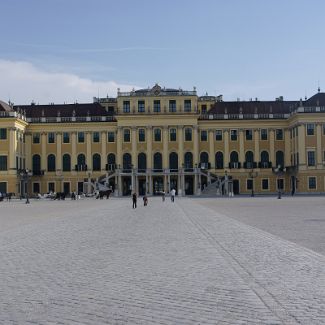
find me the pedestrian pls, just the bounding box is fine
[143,195,148,206]
[170,188,176,202]
[161,191,165,202]
[132,192,137,209]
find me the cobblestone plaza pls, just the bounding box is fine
[1,197,325,324]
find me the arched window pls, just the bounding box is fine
[62,154,71,171]
[93,153,101,171]
[260,151,269,168]
[200,152,209,169]
[230,151,239,169]
[169,152,178,171]
[215,152,224,169]
[276,151,284,168]
[184,152,193,169]
[123,153,132,171]
[77,154,86,171]
[138,153,147,172]
[245,151,254,168]
[32,154,41,172]
[47,154,56,172]
[107,153,116,170]
[153,152,162,171]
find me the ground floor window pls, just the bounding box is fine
[0,182,7,193]
[246,179,253,190]
[308,176,316,190]
[33,182,40,194]
[262,179,269,190]
[277,178,284,190]
[48,182,55,193]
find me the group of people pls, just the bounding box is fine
[132,188,176,209]
[0,192,12,202]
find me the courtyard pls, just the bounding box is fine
[0,196,325,324]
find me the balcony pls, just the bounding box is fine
[258,162,272,169]
[243,162,257,169]
[75,164,88,171]
[229,162,241,169]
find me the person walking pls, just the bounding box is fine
[170,188,176,202]
[132,192,137,209]
[143,195,148,206]
[161,191,165,202]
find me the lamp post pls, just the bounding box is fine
[249,169,258,197]
[273,165,286,199]
[19,169,32,204]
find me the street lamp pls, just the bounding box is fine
[249,169,258,197]
[19,169,33,204]
[273,165,286,199]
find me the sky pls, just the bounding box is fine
[0,0,324,105]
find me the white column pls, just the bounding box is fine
[316,123,322,167]
[193,125,199,166]
[41,132,47,171]
[131,127,137,168]
[25,133,32,170]
[239,129,244,165]
[146,126,152,169]
[284,128,291,166]
[178,126,184,167]
[224,129,229,168]
[254,129,260,166]
[9,127,16,171]
[86,132,92,170]
[269,129,275,166]
[71,132,77,170]
[101,131,107,171]
[163,126,168,168]
[209,129,214,168]
[298,124,306,167]
[116,127,122,167]
[56,132,62,171]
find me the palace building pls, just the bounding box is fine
[1,84,325,197]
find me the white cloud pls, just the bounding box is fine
[0,59,138,105]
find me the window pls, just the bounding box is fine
[107,154,116,171]
[262,179,269,190]
[184,152,193,169]
[123,153,132,171]
[123,101,130,113]
[154,128,161,142]
[62,154,71,171]
[260,151,270,168]
[307,151,315,166]
[78,132,85,143]
[77,154,86,171]
[48,182,55,193]
[323,124,325,135]
[138,153,147,171]
[153,152,162,170]
[154,100,160,113]
[231,130,238,141]
[201,104,207,114]
[245,129,252,140]
[185,128,192,141]
[93,132,100,143]
[215,152,224,169]
[308,176,316,189]
[63,132,70,143]
[200,152,209,169]
[169,128,176,141]
[107,131,115,142]
[93,154,101,171]
[184,100,191,112]
[33,182,40,194]
[0,182,7,193]
[124,129,130,142]
[47,154,56,172]
[276,151,284,168]
[33,133,40,144]
[32,155,41,173]
[230,151,239,168]
[276,129,283,140]
[138,100,145,113]
[246,179,253,190]
[277,179,284,190]
[307,123,315,136]
[0,156,8,170]
[169,152,178,171]
[215,130,222,141]
[245,151,254,169]
[169,100,176,112]
[200,130,207,141]
[0,128,7,140]
[261,129,268,140]
[48,132,55,143]
[138,129,145,142]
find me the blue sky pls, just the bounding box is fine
[0,0,324,104]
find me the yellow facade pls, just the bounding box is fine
[0,85,325,197]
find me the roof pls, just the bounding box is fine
[0,100,14,112]
[305,92,325,106]
[208,100,298,115]
[13,102,112,118]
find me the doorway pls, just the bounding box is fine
[233,179,240,195]
[63,182,70,195]
[185,176,194,195]
[138,179,146,196]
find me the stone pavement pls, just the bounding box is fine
[0,197,324,324]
